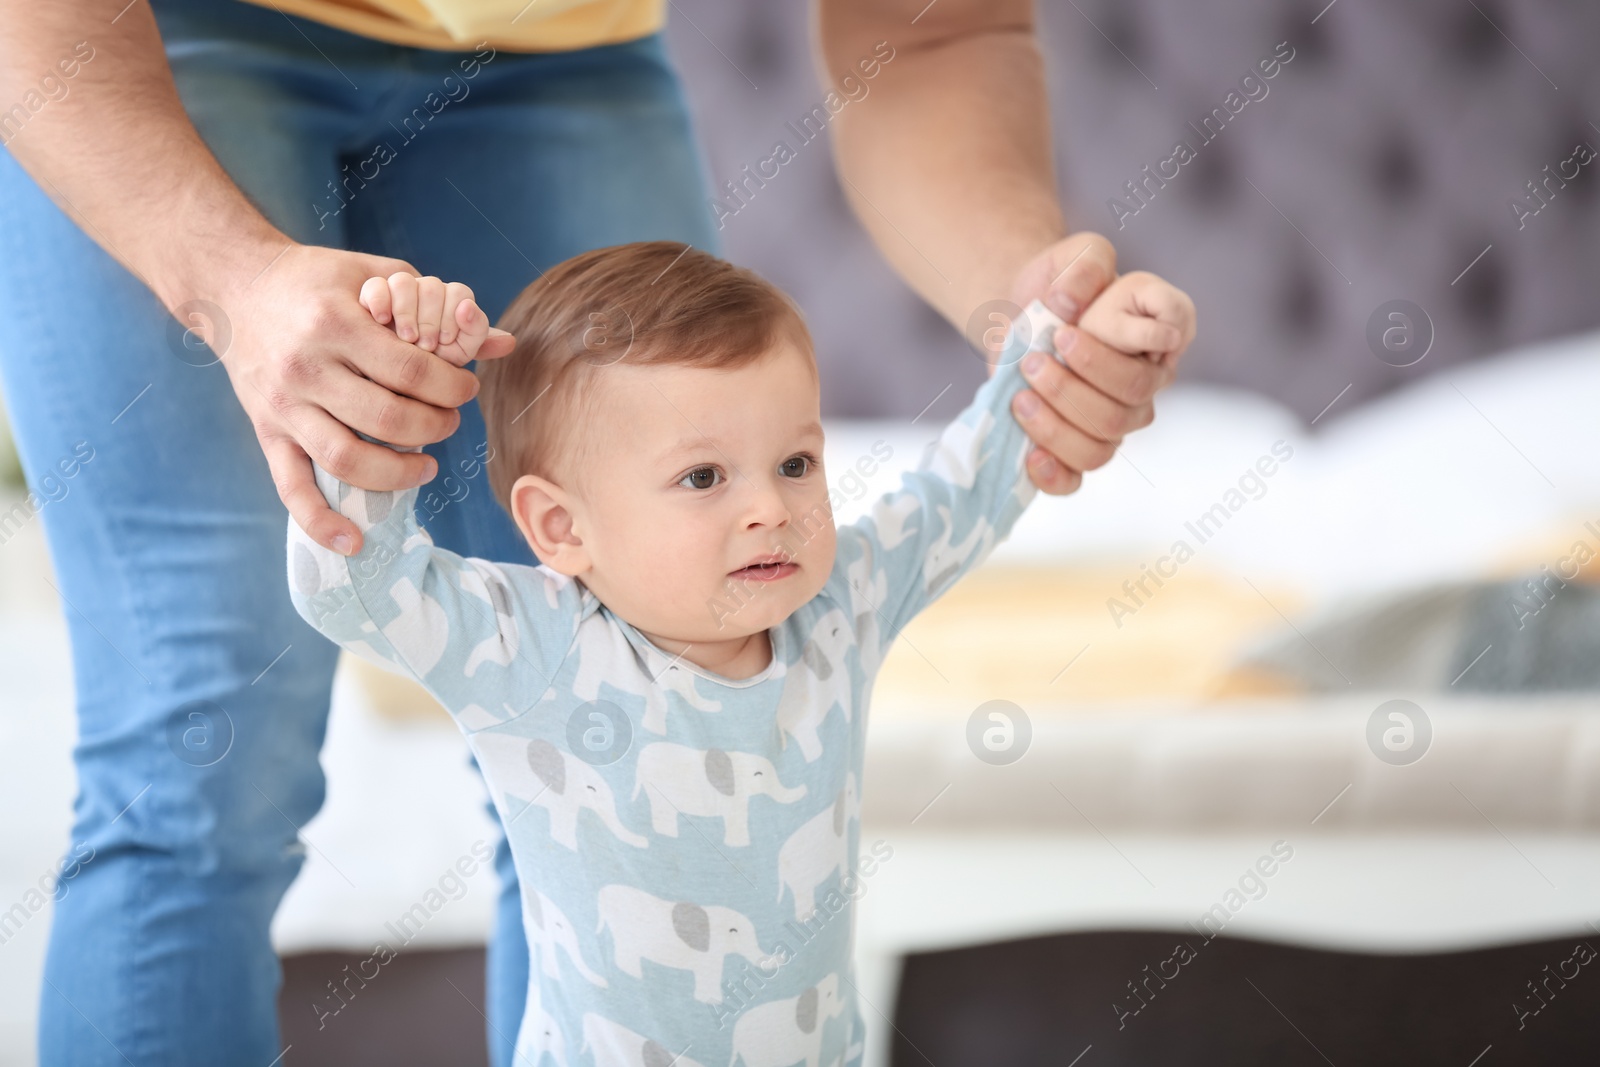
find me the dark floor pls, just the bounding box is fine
[280,946,488,1065]
[892,930,1600,1067]
[278,930,1600,1066]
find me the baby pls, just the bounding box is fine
[287,242,1190,1067]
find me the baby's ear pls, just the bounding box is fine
[511,474,588,575]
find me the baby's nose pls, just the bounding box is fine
[743,480,792,528]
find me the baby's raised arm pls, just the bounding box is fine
[829,302,1061,663]
[832,267,1194,671]
[286,275,581,731]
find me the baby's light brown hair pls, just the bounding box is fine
[477,241,815,516]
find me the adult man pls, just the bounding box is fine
[0,0,1184,1062]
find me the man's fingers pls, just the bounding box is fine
[287,404,439,491]
[262,431,362,556]
[1055,324,1170,406]
[321,369,462,447]
[388,271,420,344]
[343,326,482,409]
[414,275,446,352]
[359,276,393,325]
[1011,388,1121,475]
[477,327,516,361]
[1047,233,1118,323]
[1025,446,1084,496]
[1020,350,1154,442]
[1013,232,1118,325]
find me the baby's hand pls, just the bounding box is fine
[358,272,515,367]
[1074,270,1196,365]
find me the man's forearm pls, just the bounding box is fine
[0,1,287,313]
[819,0,1065,331]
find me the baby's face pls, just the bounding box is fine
[559,340,836,647]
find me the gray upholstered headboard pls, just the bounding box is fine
[665,0,1600,424]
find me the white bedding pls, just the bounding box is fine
[827,325,1600,609]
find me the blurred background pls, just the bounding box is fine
[4,0,1600,1064]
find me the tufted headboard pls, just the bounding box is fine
[665,0,1600,424]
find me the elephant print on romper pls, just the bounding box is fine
[287,316,1050,1066]
[730,974,846,1067]
[634,743,807,847]
[596,884,773,1003]
[778,775,859,922]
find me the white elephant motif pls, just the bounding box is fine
[475,733,646,850]
[520,998,568,1067]
[729,973,844,1067]
[865,488,921,553]
[921,503,991,602]
[571,617,724,734]
[843,540,887,674]
[580,1013,706,1067]
[774,609,852,762]
[379,575,450,677]
[459,560,522,676]
[923,410,989,490]
[526,888,607,988]
[777,773,859,921]
[596,883,771,1003]
[633,743,806,847]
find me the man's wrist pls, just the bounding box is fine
[151,208,293,315]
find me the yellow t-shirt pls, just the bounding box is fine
[235,0,663,53]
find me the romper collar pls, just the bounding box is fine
[608,609,787,690]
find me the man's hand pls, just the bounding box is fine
[1005,233,1196,495]
[214,245,512,557]
[0,4,518,559]
[817,0,1194,496]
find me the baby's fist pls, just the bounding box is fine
[359,272,515,367]
[1075,270,1196,364]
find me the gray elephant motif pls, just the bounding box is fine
[462,564,521,676]
[579,1012,708,1067]
[474,733,647,850]
[596,883,772,1003]
[633,743,806,847]
[729,972,844,1067]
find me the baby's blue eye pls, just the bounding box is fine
[679,467,722,490]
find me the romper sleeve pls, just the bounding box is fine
[829,301,1063,664]
[286,435,586,730]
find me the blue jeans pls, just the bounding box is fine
[0,1,718,1062]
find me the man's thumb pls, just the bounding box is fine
[478,328,516,360]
